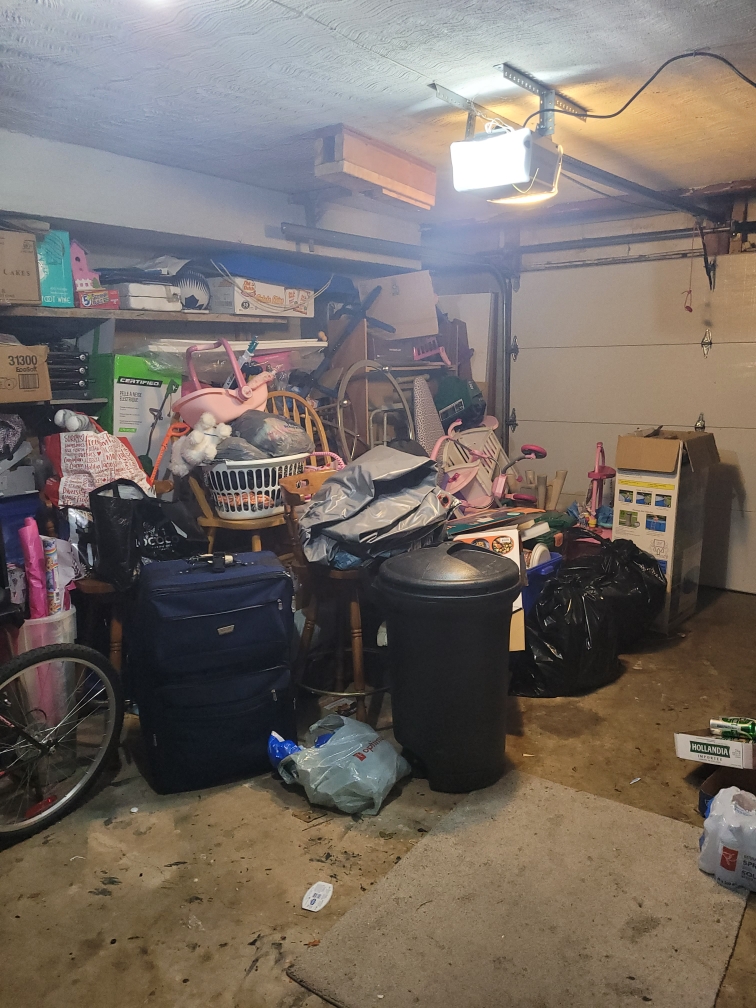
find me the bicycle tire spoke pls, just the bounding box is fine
[0,650,120,832]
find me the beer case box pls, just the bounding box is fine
[675,731,755,769]
[611,428,719,633]
[208,276,314,317]
[92,354,181,460]
[36,230,75,308]
[0,345,51,403]
[0,232,41,305]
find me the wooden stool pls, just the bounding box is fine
[294,567,370,721]
[280,470,384,723]
[76,578,124,671]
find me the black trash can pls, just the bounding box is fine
[376,541,521,793]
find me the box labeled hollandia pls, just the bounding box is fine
[675,732,755,769]
[611,429,719,633]
[36,231,75,307]
[208,276,314,317]
[0,345,51,403]
[92,355,181,461]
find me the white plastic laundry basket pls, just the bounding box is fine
[204,454,308,519]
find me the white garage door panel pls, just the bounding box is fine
[710,255,756,341]
[514,343,756,429]
[515,255,756,350]
[513,345,718,426]
[515,258,709,349]
[704,427,754,513]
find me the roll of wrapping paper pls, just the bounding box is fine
[41,537,63,615]
[19,518,47,619]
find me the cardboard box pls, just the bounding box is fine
[113,283,181,311]
[314,124,436,210]
[612,429,719,632]
[92,354,181,460]
[356,271,438,341]
[75,289,120,309]
[36,231,75,307]
[0,232,41,305]
[699,767,756,815]
[450,527,525,650]
[675,731,754,769]
[0,345,51,402]
[208,276,314,317]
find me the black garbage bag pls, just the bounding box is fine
[563,537,667,650]
[231,410,314,457]
[510,571,620,698]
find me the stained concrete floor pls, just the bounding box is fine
[1,587,754,1007]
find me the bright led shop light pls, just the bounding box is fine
[450,126,562,204]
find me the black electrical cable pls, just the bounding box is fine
[521,51,756,129]
[562,172,651,208]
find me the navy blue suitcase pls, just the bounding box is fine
[131,552,296,793]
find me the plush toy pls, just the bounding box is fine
[54,409,97,433]
[169,411,232,477]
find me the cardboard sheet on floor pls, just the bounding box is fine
[289,772,745,1008]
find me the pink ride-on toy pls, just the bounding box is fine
[492,444,548,503]
[587,441,615,535]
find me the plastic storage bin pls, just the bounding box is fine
[204,453,308,519]
[522,552,563,615]
[377,541,521,793]
[14,607,77,725]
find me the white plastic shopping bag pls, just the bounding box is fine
[699,785,756,891]
[277,715,410,815]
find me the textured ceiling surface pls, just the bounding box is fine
[1,0,756,220]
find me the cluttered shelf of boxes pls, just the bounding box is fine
[0,219,750,859]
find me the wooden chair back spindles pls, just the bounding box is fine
[266,390,329,467]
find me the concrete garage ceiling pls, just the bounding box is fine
[1,0,755,220]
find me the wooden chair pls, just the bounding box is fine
[266,390,331,466]
[279,469,371,722]
[185,392,332,553]
[188,475,285,552]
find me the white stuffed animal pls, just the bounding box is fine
[169,411,232,477]
[54,408,97,433]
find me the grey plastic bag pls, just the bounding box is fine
[300,445,451,565]
[278,715,411,815]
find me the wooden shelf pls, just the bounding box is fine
[0,306,288,325]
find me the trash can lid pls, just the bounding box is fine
[377,541,521,598]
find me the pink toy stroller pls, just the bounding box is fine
[173,339,275,427]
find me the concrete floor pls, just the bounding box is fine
[1,587,754,1007]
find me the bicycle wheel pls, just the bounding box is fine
[0,644,123,843]
[336,360,415,462]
